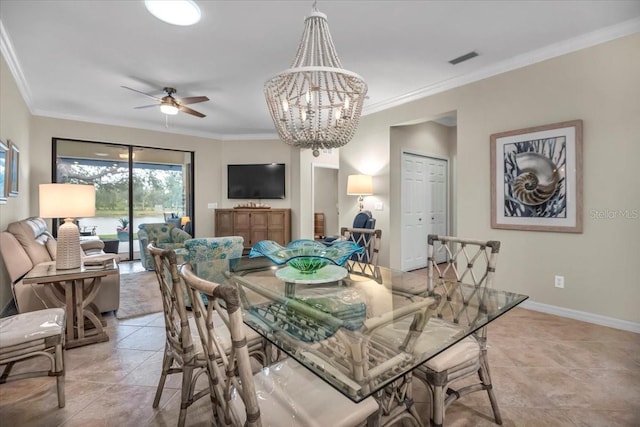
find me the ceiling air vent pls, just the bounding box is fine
[449,51,479,65]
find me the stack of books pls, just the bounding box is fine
[83,255,114,270]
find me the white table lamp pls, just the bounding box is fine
[347,174,373,211]
[39,184,96,270]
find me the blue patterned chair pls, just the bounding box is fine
[138,223,191,270]
[182,236,244,307]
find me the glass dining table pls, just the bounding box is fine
[190,257,528,424]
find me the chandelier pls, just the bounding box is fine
[264,3,367,157]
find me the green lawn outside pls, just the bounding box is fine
[98,233,139,240]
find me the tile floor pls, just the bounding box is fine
[1,262,639,426]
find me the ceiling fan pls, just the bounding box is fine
[122,86,209,118]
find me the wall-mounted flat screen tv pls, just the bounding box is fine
[227,163,286,199]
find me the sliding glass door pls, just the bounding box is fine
[54,139,194,261]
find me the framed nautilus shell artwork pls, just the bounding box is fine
[491,120,583,233]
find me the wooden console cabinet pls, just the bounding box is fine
[215,208,291,248]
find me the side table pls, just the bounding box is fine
[23,260,118,348]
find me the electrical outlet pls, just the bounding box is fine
[207,202,218,209]
[554,275,565,288]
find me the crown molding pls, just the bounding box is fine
[30,107,279,142]
[363,17,640,116]
[0,19,33,109]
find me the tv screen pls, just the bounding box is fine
[227,163,286,199]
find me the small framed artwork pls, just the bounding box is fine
[7,140,20,197]
[490,120,583,233]
[0,139,7,204]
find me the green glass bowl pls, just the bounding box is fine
[249,239,364,274]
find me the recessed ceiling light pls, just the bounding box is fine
[145,0,201,26]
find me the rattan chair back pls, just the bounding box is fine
[147,244,208,427]
[416,234,503,427]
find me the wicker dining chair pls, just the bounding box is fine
[148,245,209,427]
[0,308,66,408]
[149,244,269,426]
[341,227,382,279]
[413,235,503,427]
[180,264,380,427]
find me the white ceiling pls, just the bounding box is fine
[1,1,639,140]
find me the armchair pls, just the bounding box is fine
[179,236,244,307]
[0,217,120,313]
[324,210,376,244]
[138,223,191,270]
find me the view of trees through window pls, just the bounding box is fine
[54,139,193,260]
[57,162,185,217]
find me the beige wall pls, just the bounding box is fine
[341,34,640,324]
[0,55,32,309]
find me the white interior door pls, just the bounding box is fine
[401,153,448,270]
[427,157,448,264]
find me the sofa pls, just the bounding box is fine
[0,217,120,313]
[138,223,191,270]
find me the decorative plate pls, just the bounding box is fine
[249,239,364,274]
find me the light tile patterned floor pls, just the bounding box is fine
[1,263,639,426]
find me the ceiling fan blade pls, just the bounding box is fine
[134,104,159,109]
[121,86,161,101]
[178,105,206,118]
[178,96,209,105]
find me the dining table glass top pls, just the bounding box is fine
[190,257,528,402]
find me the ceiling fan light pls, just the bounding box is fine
[145,0,201,26]
[160,104,179,115]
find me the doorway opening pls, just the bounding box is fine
[312,164,339,240]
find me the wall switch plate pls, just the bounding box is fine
[554,275,565,288]
[374,202,384,211]
[207,203,218,209]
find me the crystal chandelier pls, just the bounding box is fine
[264,3,367,157]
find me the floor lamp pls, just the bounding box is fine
[39,184,96,270]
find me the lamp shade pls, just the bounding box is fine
[347,175,373,196]
[39,184,96,219]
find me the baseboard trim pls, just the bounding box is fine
[521,300,640,333]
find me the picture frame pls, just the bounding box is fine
[490,120,583,233]
[7,140,20,197]
[0,139,7,204]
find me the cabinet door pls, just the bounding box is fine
[215,210,234,236]
[267,211,286,245]
[250,212,268,230]
[234,211,251,230]
[251,228,270,245]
